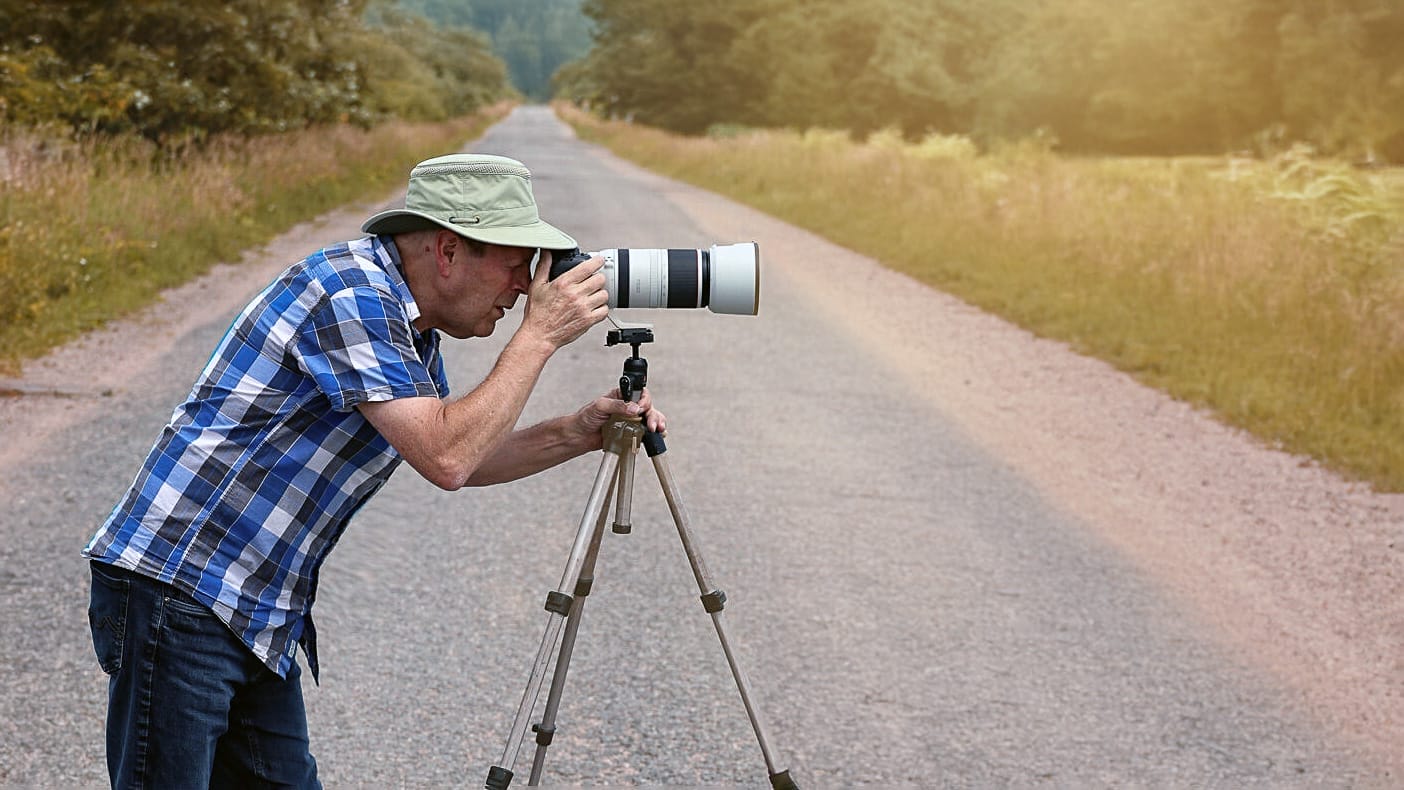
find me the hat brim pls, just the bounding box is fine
[361,209,577,251]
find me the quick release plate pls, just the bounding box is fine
[606,327,654,348]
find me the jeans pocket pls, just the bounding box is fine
[88,562,130,675]
[162,593,223,634]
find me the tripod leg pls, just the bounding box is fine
[527,469,617,784]
[643,432,799,790]
[486,450,621,790]
[612,447,636,534]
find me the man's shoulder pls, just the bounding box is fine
[297,237,398,297]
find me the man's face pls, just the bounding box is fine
[440,240,535,339]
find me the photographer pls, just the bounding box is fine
[80,154,664,788]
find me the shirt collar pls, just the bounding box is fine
[371,235,421,325]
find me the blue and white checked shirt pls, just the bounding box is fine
[84,235,448,679]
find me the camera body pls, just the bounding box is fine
[548,243,760,315]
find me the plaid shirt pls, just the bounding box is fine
[84,235,448,679]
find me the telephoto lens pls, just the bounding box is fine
[548,243,760,315]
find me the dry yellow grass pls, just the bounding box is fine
[0,102,512,373]
[560,105,1404,491]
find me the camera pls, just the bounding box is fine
[548,243,760,315]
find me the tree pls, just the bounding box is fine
[393,0,591,101]
[0,0,511,140]
[1,0,370,139]
[1277,0,1404,161]
[560,0,773,133]
[361,5,510,119]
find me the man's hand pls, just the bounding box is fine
[572,387,668,445]
[519,251,610,350]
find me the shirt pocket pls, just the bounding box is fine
[87,563,130,675]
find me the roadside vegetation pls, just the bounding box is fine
[560,105,1404,492]
[0,106,508,373]
[0,1,515,373]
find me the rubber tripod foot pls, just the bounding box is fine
[770,769,798,790]
[485,765,513,789]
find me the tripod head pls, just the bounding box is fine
[606,326,653,403]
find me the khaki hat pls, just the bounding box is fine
[362,154,576,251]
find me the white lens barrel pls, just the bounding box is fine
[595,242,759,314]
[707,242,760,315]
[596,248,682,309]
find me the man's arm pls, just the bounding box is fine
[362,376,664,490]
[358,253,664,490]
[357,333,555,490]
[357,253,602,489]
[461,389,666,486]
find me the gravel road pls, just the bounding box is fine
[0,106,1399,787]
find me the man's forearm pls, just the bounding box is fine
[431,334,556,483]
[360,332,556,490]
[461,414,598,486]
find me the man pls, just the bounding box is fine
[82,153,663,788]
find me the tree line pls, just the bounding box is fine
[395,0,589,102]
[0,0,511,142]
[556,0,1404,162]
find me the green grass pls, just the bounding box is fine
[558,105,1404,492]
[0,102,511,373]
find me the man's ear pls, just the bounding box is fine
[434,230,459,276]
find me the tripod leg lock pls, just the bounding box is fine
[531,723,555,746]
[543,591,574,616]
[700,589,727,614]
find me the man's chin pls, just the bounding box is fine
[442,323,494,340]
[444,313,502,340]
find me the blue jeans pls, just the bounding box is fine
[87,561,321,789]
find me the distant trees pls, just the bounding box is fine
[357,5,509,121]
[556,0,1404,161]
[394,0,590,101]
[0,0,511,141]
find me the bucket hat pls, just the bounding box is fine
[362,153,576,251]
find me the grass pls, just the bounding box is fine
[0,102,512,374]
[558,105,1404,492]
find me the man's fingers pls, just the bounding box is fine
[532,249,552,286]
[558,254,605,285]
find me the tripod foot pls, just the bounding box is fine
[771,769,798,789]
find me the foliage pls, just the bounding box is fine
[561,104,1404,491]
[392,0,590,101]
[557,0,776,134]
[559,0,1404,161]
[0,0,511,141]
[356,5,511,120]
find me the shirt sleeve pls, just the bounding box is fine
[291,286,441,412]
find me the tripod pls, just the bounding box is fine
[485,327,797,789]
